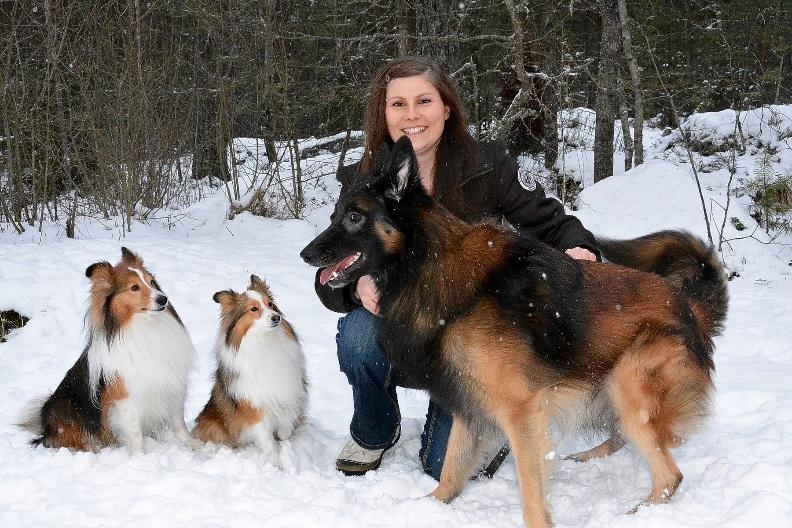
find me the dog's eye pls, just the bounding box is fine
[251,306,259,312]
[131,284,140,292]
[349,211,362,223]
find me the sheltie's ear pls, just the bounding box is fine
[248,274,274,300]
[385,136,420,202]
[85,261,114,287]
[120,247,143,266]
[212,289,238,308]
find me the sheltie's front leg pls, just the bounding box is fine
[430,414,485,503]
[170,407,203,449]
[241,419,280,466]
[106,400,145,454]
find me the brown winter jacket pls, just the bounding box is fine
[314,141,599,313]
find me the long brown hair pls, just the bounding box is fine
[360,57,477,216]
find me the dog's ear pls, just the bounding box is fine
[212,289,237,307]
[120,247,143,266]
[385,136,420,202]
[85,261,114,285]
[248,274,274,300]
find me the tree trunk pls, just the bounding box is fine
[619,88,633,171]
[415,0,457,65]
[617,0,643,166]
[397,0,410,55]
[541,6,560,170]
[593,0,619,183]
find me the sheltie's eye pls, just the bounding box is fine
[251,306,259,312]
[131,284,140,292]
[267,301,274,308]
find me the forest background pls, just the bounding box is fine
[1,0,790,235]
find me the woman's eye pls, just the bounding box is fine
[391,101,404,107]
[131,285,140,292]
[251,306,259,312]
[419,98,431,104]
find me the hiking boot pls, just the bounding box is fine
[336,427,400,476]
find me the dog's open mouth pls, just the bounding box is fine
[319,252,364,286]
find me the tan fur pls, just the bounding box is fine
[375,220,405,255]
[45,417,88,450]
[99,378,128,443]
[430,264,714,523]
[194,390,264,446]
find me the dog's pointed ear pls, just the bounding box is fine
[85,261,115,293]
[120,247,143,266]
[385,136,420,202]
[212,289,237,307]
[248,274,274,300]
[85,261,114,287]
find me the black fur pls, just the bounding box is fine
[31,341,103,447]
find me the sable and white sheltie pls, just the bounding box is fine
[21,247,197,453]
[193,275,307,464]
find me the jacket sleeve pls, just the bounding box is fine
[494,146,600,258]
[312,163,364,313]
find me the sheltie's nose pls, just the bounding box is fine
[270,314,281,325]
[155,294,168,308]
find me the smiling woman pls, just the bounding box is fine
[312,56,600,480]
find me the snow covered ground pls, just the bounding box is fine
[2,107,792,527]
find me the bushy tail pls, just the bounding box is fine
[17,396,47,445]
[597,230,728,337]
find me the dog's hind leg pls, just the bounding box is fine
[430,414,485,503]
[563,433,625,462]
[498,393,553,528]
[607,339,710,512]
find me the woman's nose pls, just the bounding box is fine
[406,104,419,119]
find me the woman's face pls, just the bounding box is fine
[384,75,450,159]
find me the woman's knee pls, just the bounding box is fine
[336,308,384,374]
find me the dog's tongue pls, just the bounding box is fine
[319,254,359,285]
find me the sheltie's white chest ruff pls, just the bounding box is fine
[89,311,194,430]
[219,324,307,431]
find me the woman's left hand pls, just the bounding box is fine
[565,247,597,261]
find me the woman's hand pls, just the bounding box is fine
[356,275,381,315]
[565,246,597,261]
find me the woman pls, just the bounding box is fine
[314,57,598,479]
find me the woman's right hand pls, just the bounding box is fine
[356,275,381,315]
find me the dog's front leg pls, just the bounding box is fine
[170,408,203,449]
[106,401,145,455]
[241,420,280,466]
[430,414,484,503]
[499,395,552,528]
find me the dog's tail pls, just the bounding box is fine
[597,230,728,337]
[17,396,47,446]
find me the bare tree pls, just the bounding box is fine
[594,0,620,183]
[617,0,643,167]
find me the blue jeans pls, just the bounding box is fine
[336,307,452,480]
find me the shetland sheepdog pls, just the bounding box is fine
[21,247,197,453]
[193,275,307,464]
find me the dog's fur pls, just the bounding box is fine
[193,275,307,464]
[20,247,197,453]
[301,137,728,526]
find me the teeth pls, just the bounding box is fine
[403,126,426,135]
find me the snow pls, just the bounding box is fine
[2,106,792,527]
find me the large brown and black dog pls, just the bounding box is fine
[301,137,727,526]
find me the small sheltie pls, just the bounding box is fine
[193,275,307,464]
[21,247,197,453]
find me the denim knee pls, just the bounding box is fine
[336,307,386,379]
